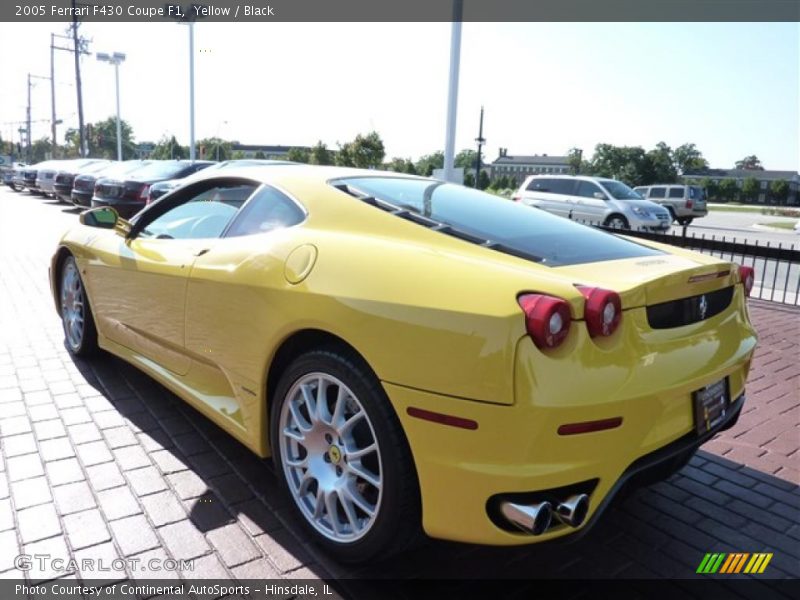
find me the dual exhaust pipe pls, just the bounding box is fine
[500,493,589,536]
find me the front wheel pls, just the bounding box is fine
[60,256,98,356]
[604,215,629,229]
[270,349,421,563]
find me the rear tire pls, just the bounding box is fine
[677,217,694,226]
[270,348,421,563]
[60,256,98,356]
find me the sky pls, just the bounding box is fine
[1,21,798,170]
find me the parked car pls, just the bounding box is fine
[51,165,756,562]
[72,160,149,208]
[11,164,28,190]
[19,161,59,193]
[147,159,296,204]
[54,160,113,204]
[92,160,214,218]
[37,159,104,198]
[513,175,672,231]
[633,184,708,226]
[2,163,25,190]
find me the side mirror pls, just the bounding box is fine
[79,206,118,228]
[593,191,607,200]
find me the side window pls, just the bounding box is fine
[668,187,685,199]
[140,182,257,240]
[224,185,305,237]
[548,179,576,195]
[527,178,554,192]
[575,181,604,198]
[634,187,648,198]
[649,187,667,199]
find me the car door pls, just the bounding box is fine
[572,180,608,224]
[84,178,255,375]
[183,184,307,436]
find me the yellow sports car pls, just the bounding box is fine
[50,165,757,563]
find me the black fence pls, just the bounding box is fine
[588,223,800,306]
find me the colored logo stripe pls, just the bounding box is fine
[699,552,773,574]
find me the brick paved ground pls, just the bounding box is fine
[0,187,798,593]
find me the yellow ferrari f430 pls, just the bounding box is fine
[51,165,757,562]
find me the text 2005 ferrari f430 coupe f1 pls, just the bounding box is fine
[50,165,757,563]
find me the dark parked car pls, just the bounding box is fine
[3,163,25,190]
[38,159,104,198]
[93,160,213,218]
[20,161,59,193]
[54,160,112,203]
[146,159,295,204]
[72,160,149,208]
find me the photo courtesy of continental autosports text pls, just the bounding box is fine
[0,1,798,600]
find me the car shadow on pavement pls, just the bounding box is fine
[65,349,799,589]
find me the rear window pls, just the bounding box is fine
[689,186,705,200]
[668,187,685,198]
[649,187,666,199]
[337,177,663,267]
[127,161,189,180]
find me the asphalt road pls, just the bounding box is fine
[684,210,799,248]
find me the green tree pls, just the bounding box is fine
[699,177,718,202]
[150,135,188,160]
[735,155,764,170]
[672,143,708,174]
[741,176,760,202]
[387,157,416,173]
[84,117,136,159]
[308,141,333,165]
[590,144,650,186]
[567,147,584,175]
[415,151,444,176]
[477,170,490,190]
[454,149,477,170]
[196,137,231,161]
[231,150,246,159]
[254,151,266,159]
[336,131,385,169]
[286,147,310,163]
[769,179,789,204]
[645,142,678,184]
[463,172,475,187]
[718,179,738,203]
[31,137,53,162]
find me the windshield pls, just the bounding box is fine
[599,180,643,200]
[689,186,705,201]
[127,161,189,180]
[338,177,663,267]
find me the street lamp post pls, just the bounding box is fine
[96,51,126,161]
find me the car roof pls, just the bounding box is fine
[186,163,428,186]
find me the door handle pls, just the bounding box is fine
[195,248,210,257]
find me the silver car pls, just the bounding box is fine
[514,175,671,231]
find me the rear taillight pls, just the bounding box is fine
[738,266,755,296]
[578,287,622,337]
[518,294,572,350]
[686,199,693,209]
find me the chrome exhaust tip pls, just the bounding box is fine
[554,493,589,528]
[499,501,552,535]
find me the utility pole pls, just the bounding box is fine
[474,106,486,189]
[70,0,88,157]
[26,74,32,163]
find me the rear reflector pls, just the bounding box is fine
[557,417,623,436]
[406,407,478,430]
[738,265,755,296]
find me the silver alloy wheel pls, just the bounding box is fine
[278,372,383,543]
[608,217,627,229]
[61,261,85,351]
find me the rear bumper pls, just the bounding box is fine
[387,288,756,545]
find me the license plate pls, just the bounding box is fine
[693,377,729,435]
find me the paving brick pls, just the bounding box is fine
[59,406,92,426]
[233,499,282,536]
[23,535,71,583]
[103,426,138,449]
[109,514,160,556]
[185,493,233,531]
[210,473,254,505]
[93,410,126,430]
[39,437,76,462]
[141,491,186,527]
[230,557,281,580]
[159,519,212,560]
[73,541,126,583]
[181,552,229,579]
[0,529,19,572]
[2,432,37,457]
[44,458,84,486]
[712,480,774,509]
[167,470,208,500]
[86,462,125,491]
[207,523,261,567]
[23,390,53,406]
[186,451,229,480]
[33,419,67,441]
[0,498,13,532]
[53,481,96,515]
[97,486,141,520]
[7,453,44,482]
[52,393,82,410]
[112,446,150,471]
[0,415,32,436]
[63,509,111,550]
[150,449,188,474]
[12,476,53,509]
[28,404,59,422]
[76,440,114,466]
[17,503,61,543]
[751,481,800,507]
[67,422,102,444]
[172,431,208,457]
[0,472,7,499]
[129,547,182,580]
[254,527,314,573]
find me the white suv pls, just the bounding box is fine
[633,184,708,226]
[513,175,671,232]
